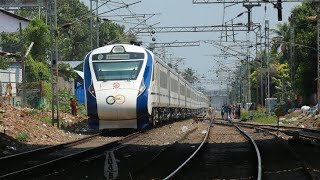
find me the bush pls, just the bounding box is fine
[242,107,278,124]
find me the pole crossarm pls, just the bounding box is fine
[152,41,200,48]
[193,0,306,4]
[131,24,260,34]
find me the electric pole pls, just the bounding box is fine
[265,20,271,115]
[289,15,295,107]
[317,4,320,110]
[90,0,93,50]
[96,0,99,48]
[48,0,59,127]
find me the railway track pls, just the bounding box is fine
[30,119,206,179]
[131,120,213,180]
[234,123,315,180]
[171,121,259,179]
[234,121,320,179]
[234,121,320,141]
[0,131,141,180]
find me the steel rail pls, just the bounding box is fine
[236,123,317,179]
[233,123,262,180]
[0,131,141,180]
[162,120,213,180]
[235,122,320,133]
[234,122,320,141]
[0,132,101,162]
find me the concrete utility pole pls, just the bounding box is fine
[317,4,320,109]
[90,0,93,50]
[259,26,264,106]
[289,16,295,107]
[265,20,271,115]
[96,0,99,48]
[246,29,251,108]
[48,0,59,127]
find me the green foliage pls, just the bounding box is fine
[271,62,291,102]
[290,3,317,103]
[40,116,51,124]
[0,56,10,69]
[181,68,198,84]
[16,132,29,142]
[242,108,278,124]
[23,18,50,63]
[25,55,50,82]
[0,32,20,54]
[58,89,74,113]
[56,0,133,61]
[58,63,77,81]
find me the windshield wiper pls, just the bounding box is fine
[128,66,137,81]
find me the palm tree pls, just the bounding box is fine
[271,23,290,63]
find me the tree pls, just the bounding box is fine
[271,23,290,63]
[268,2,316,105]
[288,2,316,104]
[23,18,50,63]
[0,57,10,69]
[181,68,198,84]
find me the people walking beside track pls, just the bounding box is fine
[223,105,229,120]
[236,104,241,119]
[232,105,235,119]
[208,105,215,120]
[221,106,224,119]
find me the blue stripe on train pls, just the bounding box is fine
[136,50,153,129]
[83,51,99,130]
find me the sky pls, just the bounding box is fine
[81,0,302,91]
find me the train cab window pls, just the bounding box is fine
[93,61,143,81]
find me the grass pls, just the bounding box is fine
[241,108,279,124]
[16,132,29,142]
[40,116,51,124]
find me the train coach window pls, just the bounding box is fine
[171,78,178,93]
[93,61,143,81]
[160,71,167,89]
[180,84,185,96]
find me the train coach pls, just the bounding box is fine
[83,43,210,130]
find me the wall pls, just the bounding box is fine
[0,11,29,33]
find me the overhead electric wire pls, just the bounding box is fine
[61,1,141,28]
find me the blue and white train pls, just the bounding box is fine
[84,44,210,130]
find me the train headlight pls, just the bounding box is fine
[138,79,146,96]
[112,45,125,53]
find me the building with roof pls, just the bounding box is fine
[0,9,29,106]
[0,9,29,33]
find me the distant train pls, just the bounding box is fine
[84,44,210,130]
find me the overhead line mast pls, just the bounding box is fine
[194,0,320,109]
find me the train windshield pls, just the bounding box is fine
[93,61,143,81]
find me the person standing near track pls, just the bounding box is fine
[208,105,214,120]
[70,98,78,116]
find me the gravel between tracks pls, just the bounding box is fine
[39,119,210,180]
[175,123,257,179]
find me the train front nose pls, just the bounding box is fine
[96,89,138,128]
